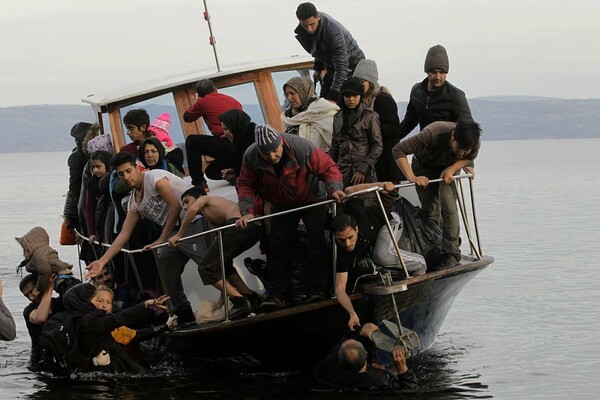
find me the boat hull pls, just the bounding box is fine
[163,256,494,369]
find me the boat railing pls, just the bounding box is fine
[74,173,483,322]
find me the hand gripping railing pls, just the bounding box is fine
[75,173,483,322]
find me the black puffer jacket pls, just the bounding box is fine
[373,91,404,182]
[63,122,92,229]
[295,12,364,100]
[398,78,472,139]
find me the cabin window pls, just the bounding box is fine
[120,93,186,146]
[272,69,312,109]
[218,83,266,126]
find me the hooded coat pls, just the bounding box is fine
[63,122,92,229]
[15,227,72,293]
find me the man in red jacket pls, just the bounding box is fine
[183,79,243,190]
[236,124,345,309]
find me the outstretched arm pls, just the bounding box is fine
[86,211,139,279]
[335,272,360,330]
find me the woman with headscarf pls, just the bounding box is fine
[280,76,339,151]
[353,59,404,183]
[138,137,183,177]
[217,109,256,186]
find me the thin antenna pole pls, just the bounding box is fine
[203,0,221,72]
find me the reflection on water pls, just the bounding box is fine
[1,140,600,399]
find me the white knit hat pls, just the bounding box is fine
[353,59,380,92]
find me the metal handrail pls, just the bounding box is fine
[74,173,484,321]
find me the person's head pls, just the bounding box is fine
[340,76,364,110]
[195,79,217,97]
[338,339,368,373]
[283,76,315,111]
[424,45,449,91]
[111,152,142,188]
[296,2,320,35]
[218,109,253,143]
[92,265,114,288]
[90,150,112,178]
[82,123,103,157]
[451,119,482,158]
[70,122,93,147]
[139,137,165,169]
[353,59,381,96]
[123,109,151,142]
[180,186,206,212]
[331,213,359,252]
[255,124,283,165]
[91,285,114,313]
[19,274,38,302]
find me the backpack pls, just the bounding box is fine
[38,311,88,375]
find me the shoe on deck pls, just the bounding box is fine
[260,296,287,312]
[433,255,461,271]
[229,296,252,320]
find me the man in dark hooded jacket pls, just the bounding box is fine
[294,2,365,102]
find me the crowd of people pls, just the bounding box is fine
[1,1,482,389]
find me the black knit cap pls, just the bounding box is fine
[340,76,364,96]
[424,45,449,73]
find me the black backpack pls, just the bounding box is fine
[38,311,88,375]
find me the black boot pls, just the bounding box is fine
[228,296,252,320]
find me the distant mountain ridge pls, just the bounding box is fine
[0,96,599,153]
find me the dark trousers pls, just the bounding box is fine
[267,204,328,298]
[185,135,233,186]
[198,218,261,285]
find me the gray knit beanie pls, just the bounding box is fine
[254,124,282,153]
[353,59,380,92]
[424,45,449,73]
[283,76,315,109]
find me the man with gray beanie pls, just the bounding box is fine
[397,45,473,144]
[236,124,345,309]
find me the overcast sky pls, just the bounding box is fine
[1,0,598,107]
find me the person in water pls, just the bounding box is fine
[314,322,417,390]
[0,278,16,341]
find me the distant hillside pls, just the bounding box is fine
[0,97,599,153]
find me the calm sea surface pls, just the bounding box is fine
[0,139,599,399]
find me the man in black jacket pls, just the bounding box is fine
[398,45,473,138]
[294,2,365,102]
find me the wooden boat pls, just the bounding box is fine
[82,56,494,369]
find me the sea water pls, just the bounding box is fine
[0,139,599,399]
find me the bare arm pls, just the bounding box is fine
[29,279,55,325]
[168,196,208,247]
[335,272,360,330]
[344,181,395,195]
[86,211,139,279]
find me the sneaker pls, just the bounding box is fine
[260,295,287,312]
[228,296,252,320]
[434,255,461,271]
